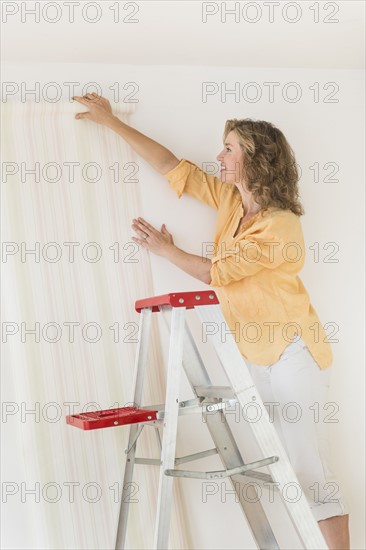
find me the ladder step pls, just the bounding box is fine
[66,407,158,430]
[195,385,235,399]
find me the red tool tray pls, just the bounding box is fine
[66,407,158,431]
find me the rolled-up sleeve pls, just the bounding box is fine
[209,214,304,287]
[164,158,224,209]
[209,238,280,286]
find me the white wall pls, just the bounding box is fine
[2,62,365,549]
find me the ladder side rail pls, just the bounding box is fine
[153,307,186,549]
[196,304,328,550]
[115,307,153,550]
[159,305,279,550]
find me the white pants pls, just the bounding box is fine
[245,336,350,522]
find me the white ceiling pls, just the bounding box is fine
[2,1,365,69]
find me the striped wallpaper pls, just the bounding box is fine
[1,99,191,549]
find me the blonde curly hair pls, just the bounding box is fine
[223,118,304,216]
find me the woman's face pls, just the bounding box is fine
[216,130,244,185]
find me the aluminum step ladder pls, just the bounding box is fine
[66,290,328,550]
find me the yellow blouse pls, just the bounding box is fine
[164,158,333,370]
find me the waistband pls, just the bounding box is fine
[279,335,308,359]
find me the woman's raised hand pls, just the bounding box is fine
[72,92,116,125]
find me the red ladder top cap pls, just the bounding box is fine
[135,290,219,313]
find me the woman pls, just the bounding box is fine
[73,93,350,549]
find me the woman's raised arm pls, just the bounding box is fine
[73,92,179,175]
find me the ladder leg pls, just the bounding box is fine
[205,411,280,550]
[197,304,328,550]
[153,307,186,549]
[160,306,279,549]
[115,307,153,550]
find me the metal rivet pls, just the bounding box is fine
[179,298,184,303]
[114,421,118,425]
[209,294,214,299]
[195,295,201,300]
[147,416,152,420]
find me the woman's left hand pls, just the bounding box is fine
[131,217,175,256]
